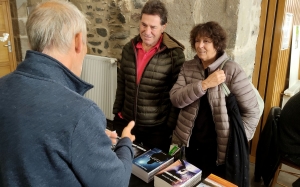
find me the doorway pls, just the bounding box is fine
[250,0,300,163]
[0,0,17,77]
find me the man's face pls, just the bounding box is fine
[139,14,166,49]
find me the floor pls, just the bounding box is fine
[249,162,299,187]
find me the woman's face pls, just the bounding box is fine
[195,36,217,63]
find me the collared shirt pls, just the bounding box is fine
[135,35,163,84]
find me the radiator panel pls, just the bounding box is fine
[81,54,117,121]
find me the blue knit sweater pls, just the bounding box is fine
[0,51,133,187]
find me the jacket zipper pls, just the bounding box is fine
[207,67,220,165]
[187,99,201,148]
[132,39,167,122]
[132,40,138,122]
[187,66,206,147]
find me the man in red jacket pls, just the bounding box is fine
[112,0,185,153]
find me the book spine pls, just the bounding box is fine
[149,165,163,181]
[182,172,202,187]
[149,158,173,181]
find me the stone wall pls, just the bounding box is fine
[10,0,262,77]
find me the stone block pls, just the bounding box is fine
[88,41,101,46]
[104,41,109,48]
[118,0,131,13]
[18,20,26,36]
[97,49,102,54]
[117,13,126,23]
[131,13,140,22]
[109,31,129,40]
[96,28,107,37]
[132,0,146,9]
[95,18,103,24]
[17,2,28,18]
[86,12,94,19]
[87,34,95,38]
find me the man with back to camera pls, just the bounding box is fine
[112,0,185,153]
[0,1,135,186]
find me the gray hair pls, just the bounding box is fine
[26,0,88,53]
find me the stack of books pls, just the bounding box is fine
[154,159,202,187]
[196,174,237,187]
[132,147,174,183]
[132,143,149,158]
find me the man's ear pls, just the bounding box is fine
[74,32,83,54]
[162,23,167,33]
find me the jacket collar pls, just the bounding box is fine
[162,32,185,50]
[194,52,229,72]
[17,50,93,96]
[132,32,185,51]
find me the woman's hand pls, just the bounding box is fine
[202,69,226,90]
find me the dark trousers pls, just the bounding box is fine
[112,115,173,153]
[185,144,225,180]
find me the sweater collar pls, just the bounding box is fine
[17,50,93,96]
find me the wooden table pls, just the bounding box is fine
[129,174,202,187]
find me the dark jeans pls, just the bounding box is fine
[185,145,225,180]
[112,115,173,153]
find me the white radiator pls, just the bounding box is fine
[81,54,117,121]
